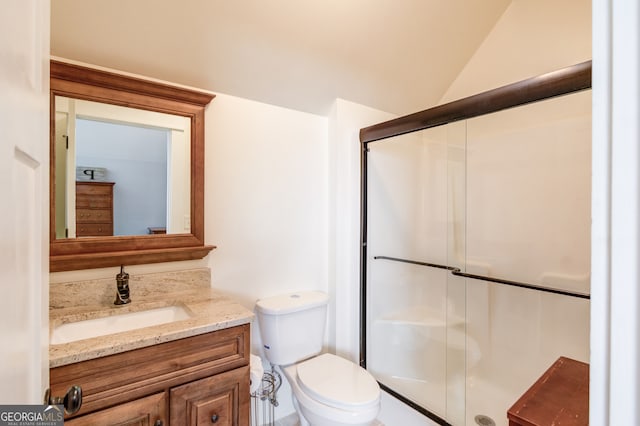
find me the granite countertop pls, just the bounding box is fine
[49,268,253,368]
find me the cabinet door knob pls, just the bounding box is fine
[154,420,163,426]
[44,384,82,415]
[211,414,219,423]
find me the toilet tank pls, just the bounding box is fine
[255,291,329,366]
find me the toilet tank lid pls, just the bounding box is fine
[255,291,328,315]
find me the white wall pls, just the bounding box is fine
[205,93,328,306]
[327,99,395,363]
[441,0,591,103]
[76,118,168,236]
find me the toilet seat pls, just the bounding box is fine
[296,353,380,411]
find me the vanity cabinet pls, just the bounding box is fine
[50,324,250,426]
[76,181,114,237]
[64,392,167,426]
[170,368,246,425]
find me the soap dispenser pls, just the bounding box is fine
[114,265,131,305]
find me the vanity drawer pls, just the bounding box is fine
[64,392,167,426]
[50,324,250,419]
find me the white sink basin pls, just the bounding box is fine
[51,305,192,345]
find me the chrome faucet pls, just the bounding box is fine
[114,265,131,305]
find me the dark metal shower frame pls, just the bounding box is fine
[359,61,592,425]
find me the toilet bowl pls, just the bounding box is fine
[283,353,380,426]
[255,291,381,426]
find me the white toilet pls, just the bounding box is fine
[255,291,381,426]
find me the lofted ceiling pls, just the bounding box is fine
[51,0,511,116]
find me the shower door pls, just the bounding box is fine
[362,88,592,426]
[365,120,467,425]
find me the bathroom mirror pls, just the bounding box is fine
[54,96,192,239]
[50,60,215,272]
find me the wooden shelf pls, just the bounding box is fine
[508,356,589,426]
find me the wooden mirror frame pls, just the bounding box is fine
[50,60,215,272]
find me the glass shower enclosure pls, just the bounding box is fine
[360,62,592,426]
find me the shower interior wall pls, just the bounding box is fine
[365,89,591,425]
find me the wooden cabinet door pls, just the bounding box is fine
[65,392,167,426]
[170,366,249,426]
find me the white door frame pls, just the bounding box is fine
[591,0,640,424]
